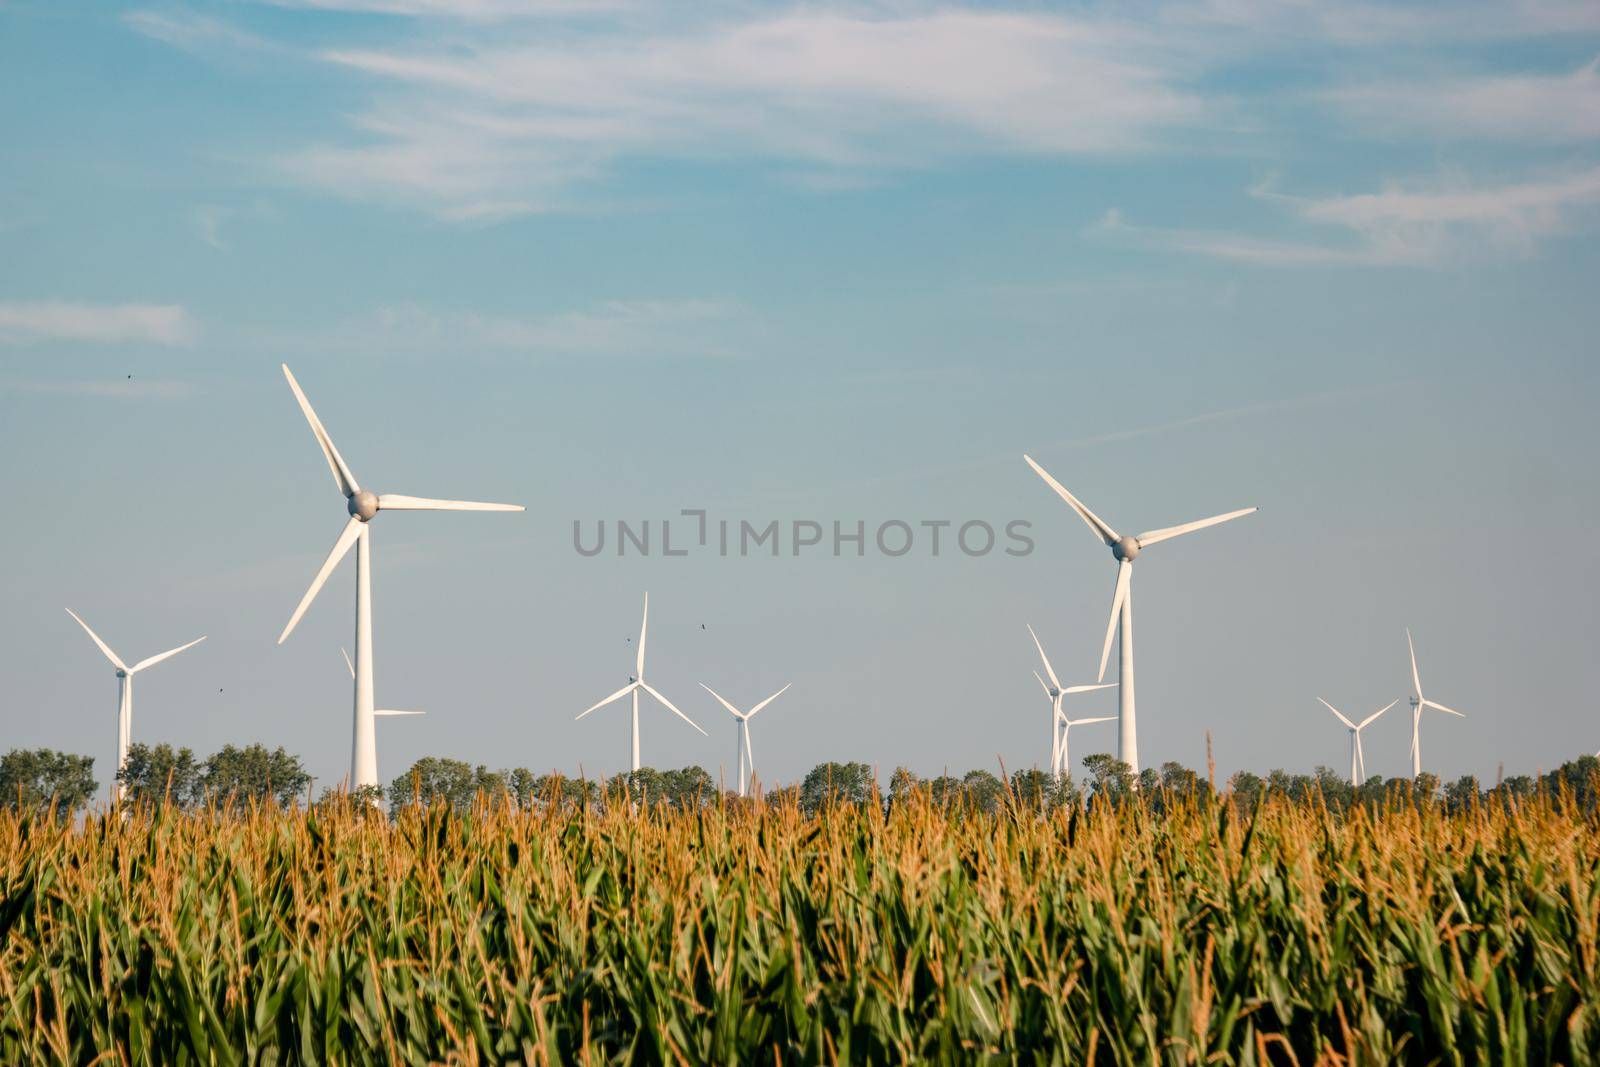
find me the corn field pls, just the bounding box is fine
[2,790,1597,1064]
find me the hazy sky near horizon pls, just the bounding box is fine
[2,0,1597,797]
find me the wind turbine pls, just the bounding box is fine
[342,648,425,719]
[1023,455,1256,775]
[1317,697,1397,785]
[1406,629,1465,777]
[275,364,523,792]
[700,681,791,797]
[1026,624,1113,780]
[65,608,205,803]
[576,593,706,772]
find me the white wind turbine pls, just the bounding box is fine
[1406,629,1465,777]
[1317,697,1397,785]
[700,681,791,797]
[576,593,706,772]
[275,364,523,792]
[1024,456,1256,775]
[342,648,425,719]
[1026,624,1113,780]
[65,608,205,803]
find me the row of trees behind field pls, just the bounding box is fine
[6,743,1600,816]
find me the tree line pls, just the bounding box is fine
[6,744,1600,816]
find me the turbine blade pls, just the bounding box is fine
[636,592,648,679]
[1097,560,1132,682]
[1407,629,1423,701]
[576,682,636,720]
[1425,699,1466,718]
[1067,715,1117,726]
[1359,699,1398,729]
[130,635,206,674]
[744,723,754,779]
[282,364,359,498]
[746,683,791,719]
[376,494,524,513]
[1063,683,1116,694]
[277,516,363,644]
[1318,698,1357,730]
[1135,507,1257,550]
[65,609,126,671]
[1033,670,1051,696]
[375,709,425,717]
[1023,455,1119,546]
[1027,624,1061,690]
[640,681,707,736]
[341,646,354,678]
[700,683,743,718]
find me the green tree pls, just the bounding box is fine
[886,767,921,811]
[389,757,505,811]
[960,769,1006,814]
[117,743,202,807]
[0,749,96,817]
[201,744,311,807]
[1081,753,1133,805]
[662,766,715,809]
[1008,769,1055,812]
[798,761,879,815]
[1444,774,1481,813]
[1227,770,1263,811]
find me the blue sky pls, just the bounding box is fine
[2,0,1597,796]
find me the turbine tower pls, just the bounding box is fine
[576,593,706,772]
[1406,629,1465,777]
[275,364,523,791]
[1024,455,1256,775]
[1317,697,1397,785]
[701,681,791,797]
[65,608,205,803]
[1026,624,1112,780]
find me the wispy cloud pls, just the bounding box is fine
[191,205,235,250]
[0,301,198,345]
[1326,58,1600,144]
[1097,168,1600,266]
[271,9,1212,217]
[298,299,748,357]
[128,1,1600,232]
[259,0,627,15]
[0,379,197,399]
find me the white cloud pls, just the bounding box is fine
[0,302,197,345]
[1327,58,1600,144]
[279,9,1210,217]
[129,2,1600,226]
[1098,168,1600,266]
[261,0,623,15]
[306,299,746,357]
[0,379,197,399]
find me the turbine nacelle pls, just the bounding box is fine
[348,490,380,521]
[1113,536,1140,562]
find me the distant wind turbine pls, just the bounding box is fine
[1317,697,1397,785]
[342,648,425,719]
[576,593,706,772]
[1026,624,1113,780]
[701,681,790,797]
[275,364,523,791]
[65,608,205,803]
[1024,455,1256,774]
[1406,629,1465,777]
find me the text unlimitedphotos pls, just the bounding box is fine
[574,511,1035,558]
